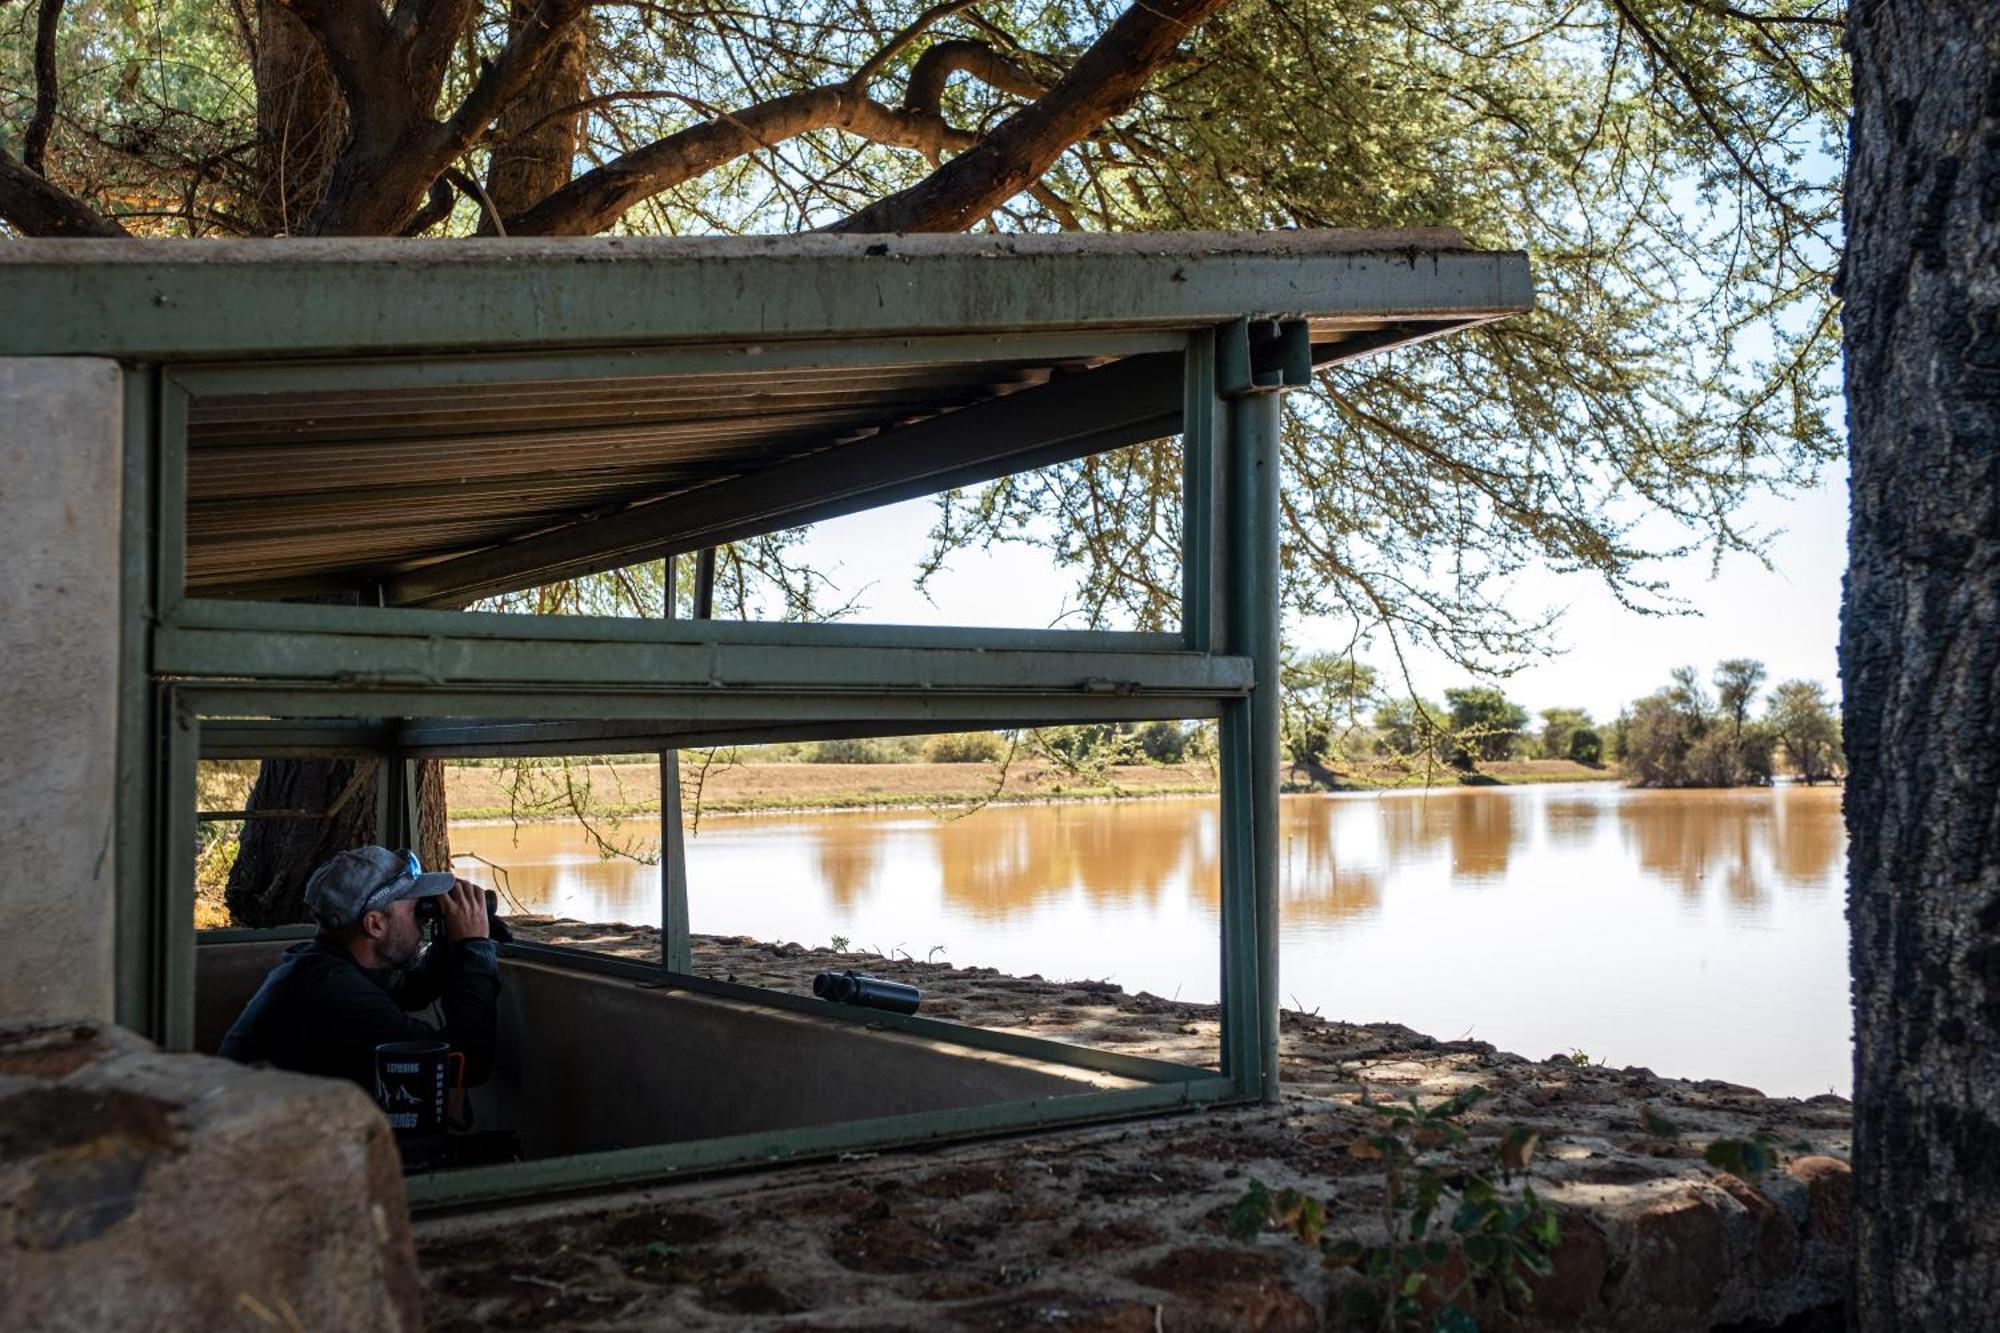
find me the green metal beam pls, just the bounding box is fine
[157,620,1246,700]
[198,707,1224,760]
[171,595,1182,652]
[404,1075,1237,1213]
[396,707,1223,756]
[183,683,1237,725]
[4,235,1530,361]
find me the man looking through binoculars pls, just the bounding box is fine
[220,845,500,1095]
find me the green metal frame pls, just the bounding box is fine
[3,237,1527,360]
[116,297,1325,1204]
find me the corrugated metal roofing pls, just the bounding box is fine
[183,356,1076,594]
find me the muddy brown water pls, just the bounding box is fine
[452,782,1850,1099]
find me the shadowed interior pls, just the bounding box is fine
[194,943,1134,1159]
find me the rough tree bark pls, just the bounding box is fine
[1841,1,2000,1324]
[484,0,589,229]
[224,761,381,926]
[255,2,345,235]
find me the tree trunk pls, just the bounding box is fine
[224,759,379,926]
[1841,2,2000,1325]
[416,760,450,878]
[254,1,344,235]
[484,1,589,230]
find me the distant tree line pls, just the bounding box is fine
[733,654,1846,792]
[1277,653,1602,785]
[1614,660,1844,788]
[1273,651,1844,790]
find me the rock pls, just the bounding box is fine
[1786,1155,1852,1247]
[1526,1210,1613,1325]
[1712,1172,1803,1280]
[0,1018,420,1333]
[1629,1187,1726,1311]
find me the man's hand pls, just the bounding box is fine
[438,879,490,942]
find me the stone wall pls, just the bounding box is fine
[0,358,124,1022]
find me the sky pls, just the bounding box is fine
[779,457,1849,725]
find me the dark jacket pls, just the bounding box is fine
[219,935,501,1092]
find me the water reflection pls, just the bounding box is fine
[1542,798,1603,851]
[932,804,1214,919]
[454,783,1851,1096]
[1278,801,1381,921]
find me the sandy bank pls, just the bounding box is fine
[443,758,1620,822]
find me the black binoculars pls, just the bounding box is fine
[416,887,512,943]
[812,969,922,1015]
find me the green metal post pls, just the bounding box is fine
[1215,315,1285,1104]
[694,548,717,621]
[374,758,396,846]
[660,553,692,973]
[156,376,189,620]
[115,367,159,1035]
[159,699,199,1050]
[1181,330,1221,654]
[1233,389,1283,1104]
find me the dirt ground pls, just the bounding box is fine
[445,759,1222,819]
[416,928,1852,1332]
[444,757,1616,820]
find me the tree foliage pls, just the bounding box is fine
[1536,706,1594,761]
[1442,685,1529,766]
[1765,677,1841,783]
[0,0,1847,676]
[1280,651,1377,780]
[1618,658,1821,787]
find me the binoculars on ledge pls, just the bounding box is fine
[812,969,922,1015]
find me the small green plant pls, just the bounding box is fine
[1227,1177,1328,1245]
[1324,1089,1560,1331]
[828,935,851,952]
[1563,1049,1602,1068]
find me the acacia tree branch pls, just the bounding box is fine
[848,0,980,91]
[0,147,128,236]
[829,0,1229,233]
[503,85,976,235]
[400,175,457,235]
[903,38,1045,117]
[446,0,592,148]
[270,0,394,103]
[24,0,64,175]
[398,0,480,95]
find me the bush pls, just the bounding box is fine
[1136,720,1190,764]
[809,738,887,764]
[922,731,1006,763]
[1568,727,1604,766]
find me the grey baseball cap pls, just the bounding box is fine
[304,845,455,932]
